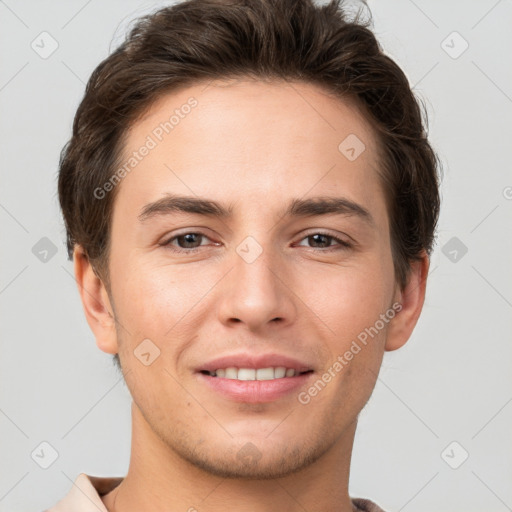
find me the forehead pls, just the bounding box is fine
[128,78,378,157]
[114,79,386,227]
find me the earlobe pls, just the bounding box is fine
[385,251,430,352]
[73,246,119,355]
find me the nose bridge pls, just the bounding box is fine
[216,233,296,329]
[235,235,280,293]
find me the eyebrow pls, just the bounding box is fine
[138,193,375,227]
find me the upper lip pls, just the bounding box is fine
[197,353,314,373]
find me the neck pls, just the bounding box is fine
[103,402,357,512]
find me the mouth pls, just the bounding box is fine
[195,353,316,402]
[196,361,314,403]
[199,367,314,380]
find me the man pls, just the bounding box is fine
[49,0,440,510]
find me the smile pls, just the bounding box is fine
[201,367,314,380]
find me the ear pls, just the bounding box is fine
[385,250,430,352]
[73,245,119,355]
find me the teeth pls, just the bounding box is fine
[256,368,276,380]
[274,367,286,378]
[238,368,256,380]
[225,367,237,379]
[207,366,304,380]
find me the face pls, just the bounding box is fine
[85,79,417,479]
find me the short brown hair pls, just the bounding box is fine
[58,0,441,295]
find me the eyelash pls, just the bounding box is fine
[161,231,352,254]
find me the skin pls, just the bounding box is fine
[74,78,429,512]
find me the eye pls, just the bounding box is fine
[161,231,352,255]
[161,232,213,253]
[296,232,352,251]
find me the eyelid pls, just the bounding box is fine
[160,229,354,254]
[159,230,214,251]
[295,230,353,249]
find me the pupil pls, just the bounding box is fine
[180,233,200,248]
[310,234,328,248]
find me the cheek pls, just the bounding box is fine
[310,267,390,409]
[301,259,393,338]
[111,259,204,337]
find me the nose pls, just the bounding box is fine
[216,239,297,332]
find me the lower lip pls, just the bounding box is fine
[197,372,314,403]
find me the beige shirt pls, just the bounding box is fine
[45,473,387,512]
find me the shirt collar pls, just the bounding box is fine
[48,473,123,512]
[48,473,384,512]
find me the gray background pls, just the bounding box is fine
[1,1,511,511]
